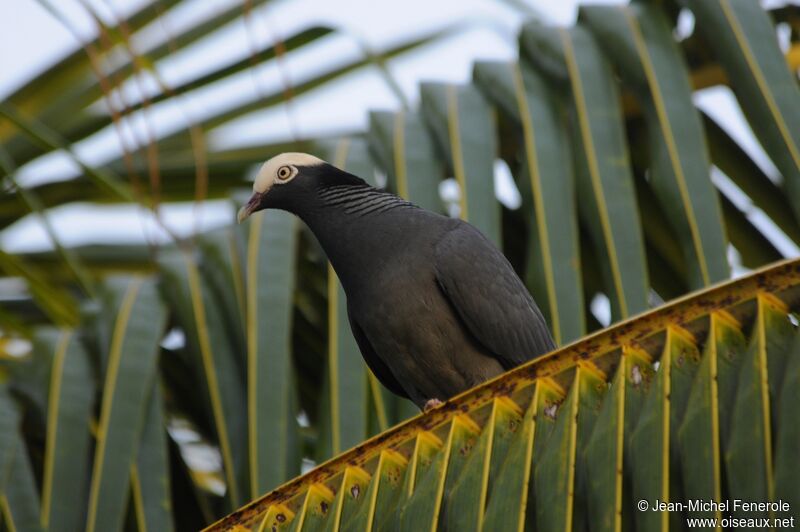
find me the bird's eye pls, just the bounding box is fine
[277,165,293,181]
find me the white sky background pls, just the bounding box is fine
[0,0,798,262]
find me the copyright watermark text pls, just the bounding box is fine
[636,499,795,528]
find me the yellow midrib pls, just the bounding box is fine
[560,29,629,318]
[623,7,712,286]
[446,85,469,221]
[756,297,775,506]
[475,403,498,530]
[430,418,471,532]
[720,0,800,175]
[130,464,147,531]
[41,329,72,528]
[367,371,389,432]
[186,257,239,506]
[329,138,353,456]
[660,337,672,532]
[393,112,410,200]
[365,453,388,531]
[247,212,263,499]
[564,370,580,532]
[614,356,626,532]
[86,277,142,532]
[228,233,246,327]
[1,495,16,532]
[406,435,424,497]
[328,265,341,455]
[511,64,561,345]
[515,382,540,532]
[709,316,722,527]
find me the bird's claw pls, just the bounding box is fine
[423,398,443,412]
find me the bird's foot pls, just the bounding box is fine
[423,398,443,412]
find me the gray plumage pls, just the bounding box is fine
[239,153,555,409]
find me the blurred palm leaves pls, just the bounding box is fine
[1,0,799,530]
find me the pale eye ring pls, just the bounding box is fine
[277,165,293,181]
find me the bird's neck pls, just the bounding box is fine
[293,184,416,290]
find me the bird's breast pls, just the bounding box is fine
[348,262,503,401]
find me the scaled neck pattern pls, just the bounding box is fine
[299,183,417,292]
[317,183,415,217]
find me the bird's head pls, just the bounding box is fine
[237,152,328,223]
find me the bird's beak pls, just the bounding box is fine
[237,192,263,224]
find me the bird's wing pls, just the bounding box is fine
[347,310,410,400]
[434,224,555,369]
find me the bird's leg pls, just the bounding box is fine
[423,398,443,412]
